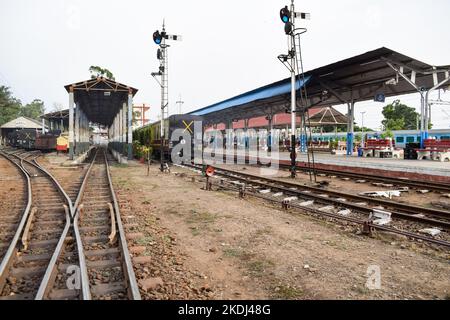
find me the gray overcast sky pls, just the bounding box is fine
[1,0,450,129]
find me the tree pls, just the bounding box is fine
[382,100,419,130]
[89,66,115,80]
[354,125,375,132]
[381,130,394,139]
[21,99,45,120]
[0,86,21,126]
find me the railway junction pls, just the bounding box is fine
[1,2,450,304]
[1,46,450,300]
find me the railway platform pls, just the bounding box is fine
[203,148,450,183]
[243,151,450,183]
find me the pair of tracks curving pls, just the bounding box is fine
[180,163,450,248]
[0,147,140,300]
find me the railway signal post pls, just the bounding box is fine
[278,0,310,178]
[152,21,182,172]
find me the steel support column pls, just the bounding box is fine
[267,114,273,152]
[69,88,74,160]
[346,101,355,156]
[424,75,450,144]
[244,119,249,150]
[128,93,133,160]
[74,106,80,156]
[122,103,126,157]
[119,105,123,154]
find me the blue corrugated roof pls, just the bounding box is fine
[189,76,311,116]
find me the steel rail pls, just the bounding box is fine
[73,148,141,300]
[183,164,450,248]
[206,164,450,222]
[0,152,32,290]
[103,149,141,300]
[73,148,99,300]
[221,154,450,192]
[187,163,450,229]
[35,205,72,300]
[2,150,76,299]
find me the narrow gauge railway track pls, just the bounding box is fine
[179,163,450,248]
[0,153,30,264]
[219,155,450,193]
[36,150,95,204]
[74,148,140,300]
[0,151,73,299]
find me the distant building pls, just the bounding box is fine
[133,103,151,129]
[0,116,46,146]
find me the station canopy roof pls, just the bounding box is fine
[42,109,69,120]
[189,47,450,124]
[64,77,138,126]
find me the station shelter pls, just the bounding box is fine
[190,47,450,155]
[0,116,46,146]
[64,77,138,163]
[205,106,347,151]
[41,109,70,133]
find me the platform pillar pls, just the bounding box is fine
[119,105,123,150]
[128,92,133,160]
[79,110,84,152]
[244,119,249,150]
[69,88,75,160]
[116,113,121,162]
[75,105,81,156]
[267,114,273,153]
[346,101,355,156]
[122,103,126,157]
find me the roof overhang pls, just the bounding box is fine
[64,77,138,126]
[189,47,450,125]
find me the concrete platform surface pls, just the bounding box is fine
[285,152,450,178]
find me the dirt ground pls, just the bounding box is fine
[110,161,450,300]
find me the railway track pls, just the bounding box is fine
[0,153,30,265]
[74,148,140,300]
[0,147,140,300]
[220,155,450,192]
[179,163,450,248]
[0,151,72,299]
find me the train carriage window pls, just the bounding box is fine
[416,136,421,143]
[396,136,405,143]
[406,136,415,143]
[441,136,450,140]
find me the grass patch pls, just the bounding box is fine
[186,210,217,224]
[223,248,244,258]
[135,235,154,246]
[247,259,274,274]
[352,285,370,295]
[273,285,304,300]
